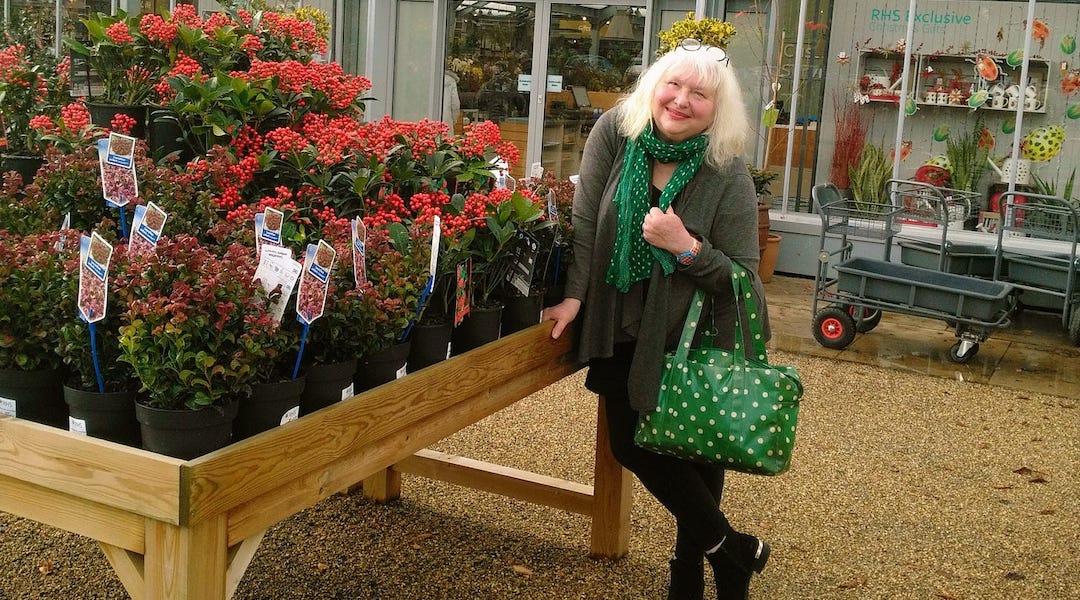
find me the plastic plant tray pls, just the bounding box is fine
[897,240,998,277]
[1000,253,1078,293]
[835,257,1013,322]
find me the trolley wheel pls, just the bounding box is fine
[1068,302,1080,347]
[813,306,857,350]
[848,306,883,333]
[949,341,979,363]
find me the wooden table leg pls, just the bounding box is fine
[589,396,632,558]
[361,468,402,502]
[143,515,228,600]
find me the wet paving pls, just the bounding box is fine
[764,273,1080,399]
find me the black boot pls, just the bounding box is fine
[706,532,770,600]
[667,555,705,600]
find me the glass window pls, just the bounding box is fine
[341,0,367,76]
[446,2,535,178]
[392,0,435,121]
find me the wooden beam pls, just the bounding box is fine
[224,331,580,544]
[0,472,146,552]
[589,398,632,558]
[0,417,183,524]
[144,515,228,600]
[186,324,578,527]
[225,530,265,600]
[394,449,594,515]
[99,542,145,600]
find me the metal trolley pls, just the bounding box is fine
[993,191,1080,345]
[811,180,1016,363]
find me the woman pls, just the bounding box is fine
[543,39,771,600]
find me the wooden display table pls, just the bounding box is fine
[0,324,631,599]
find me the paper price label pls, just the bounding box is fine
[339,383,354,401]
[68,417,88,435]
[280,406,300,426]
[254,245,302,324]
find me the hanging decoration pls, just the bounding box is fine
[1030,19,1050,49]
[1020,125,1065,162]
[1062,34,1076,55]
[974,54,999,81]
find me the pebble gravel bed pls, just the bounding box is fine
[0,351,1076,599]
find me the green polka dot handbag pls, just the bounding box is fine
[634,264,802,475]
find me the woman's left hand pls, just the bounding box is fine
[642,206,696,255]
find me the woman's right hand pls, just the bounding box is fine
[542,298,581,340]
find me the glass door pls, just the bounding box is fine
[446,2,536,180]
[542,4,645,179]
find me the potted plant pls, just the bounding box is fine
[945,116,991,193]
[65,10,167,137]
[848,143,892,212]
[0,229,82,428]
[519,170,575,311]
[0,44,71,183]
[115,235,279,458]
[233,284,303,441]
[56,235,141,446]
[656,12,737,56]
[746,163,779,253]
[829,90,870,197]
[451,186,555,354]
[353,224,427,392]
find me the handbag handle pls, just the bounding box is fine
[674,263,768,363]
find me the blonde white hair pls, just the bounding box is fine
[615,44,750,169]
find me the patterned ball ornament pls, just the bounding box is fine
[1020,125,1066,162]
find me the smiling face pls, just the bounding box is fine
[651,67,716,144]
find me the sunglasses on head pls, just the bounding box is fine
[679,38,730,65]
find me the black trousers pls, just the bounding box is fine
[588,343,730,559]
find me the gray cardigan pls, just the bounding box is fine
[565,108,771,412]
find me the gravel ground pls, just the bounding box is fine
[0,350,1077,599]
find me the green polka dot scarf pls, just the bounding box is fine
[606,126,708,292]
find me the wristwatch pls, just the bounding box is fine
[677,238,701,266]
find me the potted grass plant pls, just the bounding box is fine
[849,143,892,212]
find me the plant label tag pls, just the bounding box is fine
[98,135,138,207]
[339,383,354,402]
[428,215,441,277]
[254,245,302,324]
[506,231,539,297]
[0,397,14,417]
[352,218,367,287]
[78,233,113,323]
[280,406,300,426]
[255,208,285,257]
[68,416,87,435]
[395,364,407,380]
[129,202,167,257]
[454,259,471,326]
[546,189,563,243]
[296,240,336,325]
